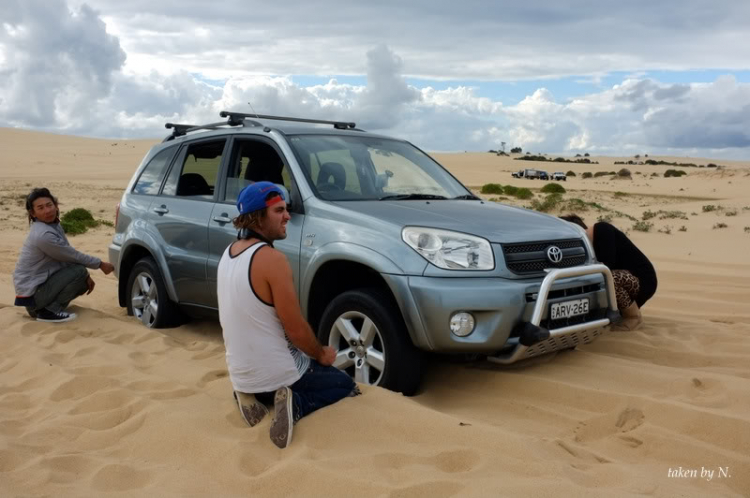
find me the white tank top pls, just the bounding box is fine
[217,241,310,393]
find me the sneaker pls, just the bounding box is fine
[269,387,294,449]
[35,309,77,323]
[233,391,268,427]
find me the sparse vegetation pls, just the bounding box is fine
[540,183,566,194]
[60,208,100,235]
[566,170,576,177]
[614,191,628,198]
[529,193,563,212]
[597,213,613,223]
[633,220,653,232]
[744,227,750,233]
[616,168,631,177]
[514,188,534,200]
[664,169,687,178]
[725,210,738,217]
[481,183,504,195]
[679,226,687,232]
[658,225,672,235]
[702,205,719,212]
[713,223,728,229]
[582,172,593,179]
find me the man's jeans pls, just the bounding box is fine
[259,361,359,422]
[30,264,89,314]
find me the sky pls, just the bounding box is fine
[1,0,750,158]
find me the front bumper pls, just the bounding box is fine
[384,264,618,362]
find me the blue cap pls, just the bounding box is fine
[237,182,286,215]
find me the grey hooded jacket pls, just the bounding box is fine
[13,221,101,304]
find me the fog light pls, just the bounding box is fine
[450,312,475,337]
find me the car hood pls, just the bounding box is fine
[335,200,582,243]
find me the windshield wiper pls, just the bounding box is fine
[378,193,448,201]
[452,194,480,200]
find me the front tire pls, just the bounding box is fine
[317,288,423,396]
[126,257,180,328]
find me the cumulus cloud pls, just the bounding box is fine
[0,0,125,128]
[1,0,749,158]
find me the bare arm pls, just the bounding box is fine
[262,249,329,363]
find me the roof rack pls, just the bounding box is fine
[219,111,356,130]
[163,120,243,142]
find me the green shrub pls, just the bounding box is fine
[503,185,519,196]
[744,227,750,233]
[597,213,613,223]
[617,168,631,177]
[725,210,738,217]
[60,208,99,235]
[530,193,563,212]
[566,170,576,177]
[593,171,610,177]
[664,169,687,178]
[713,223,728,229]
[540,183,566,194]
[679,226,687,232]
[702,205,718,212]
[614,191,628,198]
[481,183,504,194]
[582,172,593,179]
[514,188,533,200]
[632,220,653,232]
[642,210,657,220]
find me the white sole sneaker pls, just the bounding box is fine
[233,391,269,427]
[270,387,294,449]
[37,312,77,323]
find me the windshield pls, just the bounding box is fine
[288,134,473,201]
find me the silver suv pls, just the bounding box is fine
[110,111,619,395]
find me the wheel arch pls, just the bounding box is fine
[118,240,178,307]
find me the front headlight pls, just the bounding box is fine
[402,227,495,270]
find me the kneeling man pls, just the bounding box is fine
[217,182,359,449]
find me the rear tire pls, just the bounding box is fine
[125,257,181,328]
[317,288,423,396]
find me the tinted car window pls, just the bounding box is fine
[162,140,226,198]
[223,139,292,202]
[132,147,175,195]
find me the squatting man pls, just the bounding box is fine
[13,188,115,323]
[217,181,360,449]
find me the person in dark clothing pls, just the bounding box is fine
[13,188,115,323]
[560,214,657,331]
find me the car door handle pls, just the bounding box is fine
[212,214,232,223]
[153,205,169,214]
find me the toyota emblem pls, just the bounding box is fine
[546,245,563,263]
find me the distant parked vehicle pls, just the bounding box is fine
[512,168,540,179]
[552,172,567,181]
[538,171,549,180]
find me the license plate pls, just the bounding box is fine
[550,298,589,319]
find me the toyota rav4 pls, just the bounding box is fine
[110,111,619,395]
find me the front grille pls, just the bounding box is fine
[502,239,587,275]
[526,283,601,302]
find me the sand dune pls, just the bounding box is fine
[1,129,749,496]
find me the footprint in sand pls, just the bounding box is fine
[91,464,153,492]
[49,375,120,402]
[388,481,465,498]
[373,449,481,474]
[574,407,645,444]
[197,369,228,388]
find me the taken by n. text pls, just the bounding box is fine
[667,466,731,482]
